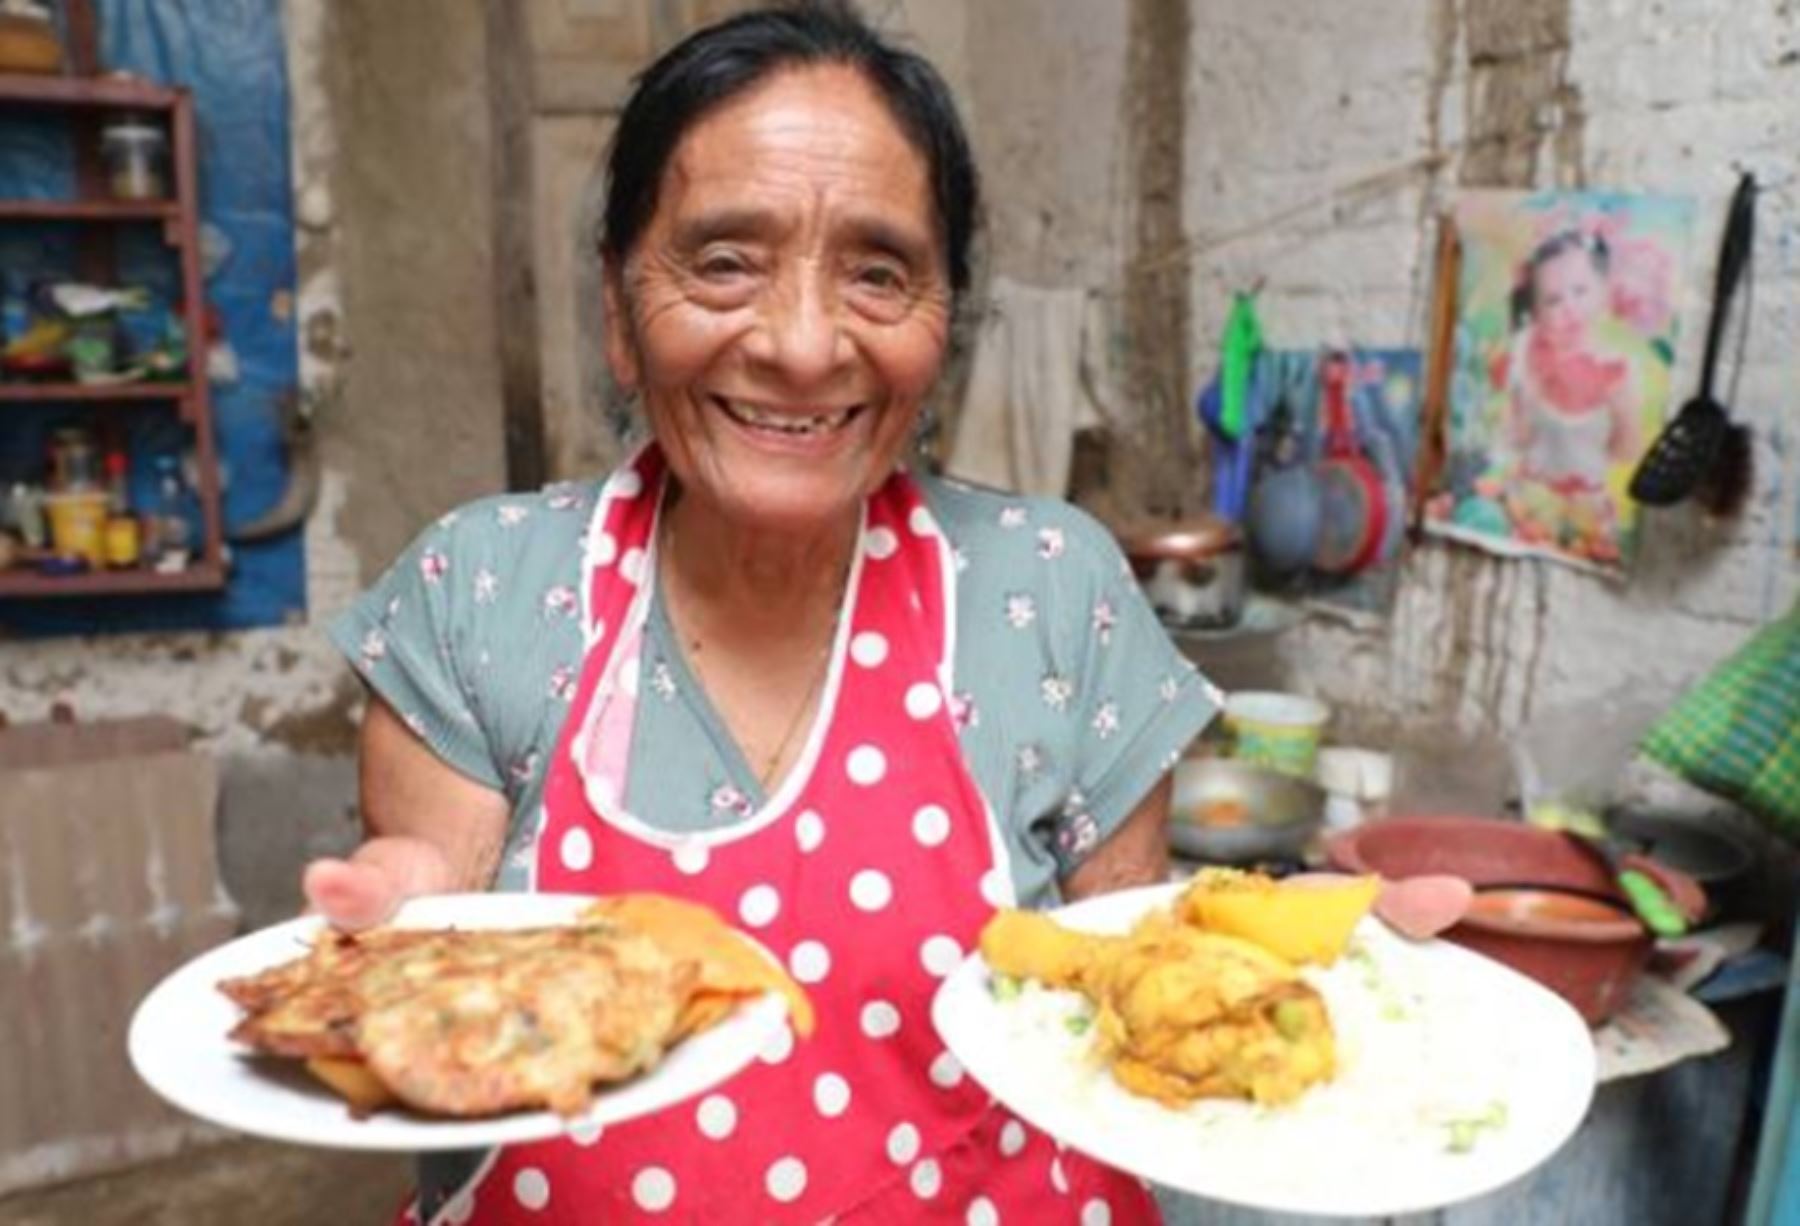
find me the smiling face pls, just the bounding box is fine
[1530,246,1606,351]
[604,65,951,535]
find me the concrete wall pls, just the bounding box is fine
[1177,0,1800,743]
[955,0,1800,749]
[0,0,509,928]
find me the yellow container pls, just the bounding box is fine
[1224,691,1330,778]
[44,491,109,568]
[103,515,142,568]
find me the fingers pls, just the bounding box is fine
[302,857,404,931]
[300,836,461,931]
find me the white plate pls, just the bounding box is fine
[932,883,1596,1218]
[128,893,789,1152]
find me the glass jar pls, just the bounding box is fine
[101,121,169,201]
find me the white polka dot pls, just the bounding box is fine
[909,505,937,536]
[795,810,825,853]
[442,1188,475,1225]
[1081,1199,1112,1226]
[999,1119,1027,1157]
[739,884,780,928]
[910,1158,942,1199]
[967,1196,999,1226]
[813,1073,851,1117]
[1051,1157,1069,1194]
[846,744,887,786]
[865,525,899,559]
[566,1119,604,1146]
[696,1095,736,1140]
[765,1157,807,1203]
[558,826,593,872]
[921,934,963,978]
[613,468,643,498]
[760,1021,795,1065]
[789,940,832,984]
[887,1121,921,1164]
[849,869,893,912]
[912,804,951,846]
[980,867,1013,908]
[620,546,646,584]
[631,1167,675,1212]
[593,530,618,567]
[861,1000,902,1039]
[672,840,710,875]
[929,1050,965,1088]
[905,682,943,719]
[850,630,889,668]
[620,655,641,698]
[512,1167,550,1211]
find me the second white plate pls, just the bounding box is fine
[932,883,1596,1218]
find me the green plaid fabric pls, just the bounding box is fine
[1642,600,1800,841]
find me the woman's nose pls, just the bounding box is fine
[746,270,846,385]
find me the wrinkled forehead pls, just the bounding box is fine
[655,65,938,243]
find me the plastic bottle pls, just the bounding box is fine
[145,454,196,571]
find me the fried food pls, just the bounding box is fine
[980,902,1337,1108]
[221,895,805,1120]
[1178,869,1381,966]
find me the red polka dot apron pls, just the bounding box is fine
[421,446,1158,1225]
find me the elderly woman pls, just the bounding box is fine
[306,4,1216,1222]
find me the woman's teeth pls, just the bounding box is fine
[721,399,858,435]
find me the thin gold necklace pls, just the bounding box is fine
[661,516,847,793]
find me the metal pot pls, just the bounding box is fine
[1167,757,1325,863]
[1120,515,1245,630]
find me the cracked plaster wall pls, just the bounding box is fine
[0,0,507,926]
[1178,0,1800,746]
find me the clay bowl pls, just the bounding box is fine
[1325,815,1706,1025]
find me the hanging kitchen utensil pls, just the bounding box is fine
[1630,172,1756,509]
[1312,351,1388,574]
[1246,388,1321,574]
[1219,291,1262,442]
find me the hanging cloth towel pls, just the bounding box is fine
[1640,597,1800,842]
[946,275,1111,496]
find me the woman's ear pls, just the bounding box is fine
[602,267,640,391]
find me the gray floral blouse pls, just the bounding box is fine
[328,468,1219,910]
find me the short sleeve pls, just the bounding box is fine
[326,513,506,792]
[1046,515,1219,876]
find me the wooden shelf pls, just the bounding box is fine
[0,198,178,221]
[0,73,180,110]
[0,381,192,402]
[0,561,225,599]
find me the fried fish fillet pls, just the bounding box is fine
[222,897,807,1120]
[358,934,693,1118]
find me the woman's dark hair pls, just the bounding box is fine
[601,1,981,299]
[1510,228,1609,328]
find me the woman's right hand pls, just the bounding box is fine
[302,835,458,931]
[312,695,511,930]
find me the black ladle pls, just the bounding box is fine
[1629,172,1756,506]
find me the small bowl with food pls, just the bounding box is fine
[1168,756,1326,864]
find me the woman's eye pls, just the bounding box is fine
[695,250,753,280]
[854,262,908,294]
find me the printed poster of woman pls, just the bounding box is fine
[1425,190,1694,569]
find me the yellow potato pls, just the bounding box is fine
[305,1057,396,1117]
[1178,869,1380,966]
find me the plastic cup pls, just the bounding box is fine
[1224,691,1330,778]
